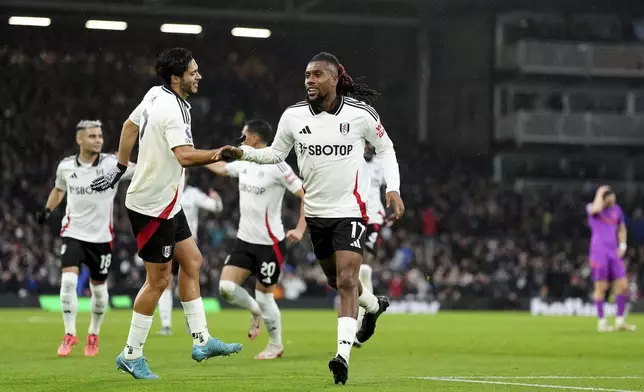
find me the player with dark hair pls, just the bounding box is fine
[586,186,636,332]
[214,52,404,385]
[37,120,135,358]
[91,48,241,380]
[206,119,306,360]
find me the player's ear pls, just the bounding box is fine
[75,130,83,146]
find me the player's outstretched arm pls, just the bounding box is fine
[172,145,219,168]
[213,114,295,164]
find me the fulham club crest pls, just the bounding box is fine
[162,246,173,258]
[339,122,350,135]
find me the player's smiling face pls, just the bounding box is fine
[180,59,201,96]
[305,61,337,105]
[77,127,103,154]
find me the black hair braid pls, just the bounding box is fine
[310,52,380,106]
[336,64,381,106]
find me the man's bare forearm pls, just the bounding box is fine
[176,148,218,168]
[45,188,65,211]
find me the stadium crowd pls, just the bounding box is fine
[1,35,643,306]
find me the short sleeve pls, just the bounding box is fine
[362,109,394,152]
[54,163,66,190]
[356,102,400,194]
[275,162,303,195]
[165,108,193,149]
[225,161,245,178]
[128,101,144,126]
[129,87,156,126]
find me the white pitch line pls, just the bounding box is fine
[418,377,642,392]
[418,376,644,380]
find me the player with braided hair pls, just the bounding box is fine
[214,52,404,385]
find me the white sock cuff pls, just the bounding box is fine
[181,297,204,314]
[131,311,154,327]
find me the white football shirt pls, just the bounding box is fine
[226,161,303,245]
[125,85,193,219]
[55,153,135,243]
[364,157,386,225]
[181,185,223,237]
[239,96,400,221]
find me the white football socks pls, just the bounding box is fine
[60,272,78,336]
[182,297,211,346]
[359,264,374,292]
[336,317,358,363]
[88,282,109,335]
[219,280,262,316]
[359,284,379,314]
[255,290,282,346]
[158,288,173,329]
[357,265,375,328]
[124,312,153,360]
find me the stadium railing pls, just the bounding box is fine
[498,40,644,77]
[495,111,644,146]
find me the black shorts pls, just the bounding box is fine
[127,208,192,263]
[60,237,112,281]
[306,217,367,260]
[225,238,286,286]
[364,223,383,256]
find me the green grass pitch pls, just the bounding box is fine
[0,309,642,391]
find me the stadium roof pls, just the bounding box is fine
[1,0,642,26]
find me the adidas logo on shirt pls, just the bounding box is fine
[299,126,312,134]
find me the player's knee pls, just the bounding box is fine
[179,255,203,278]
[219,280,237,301]
[615,279,629,294]
[148,272,172,293]
[337,269,358,292]
[60,272,78,292]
